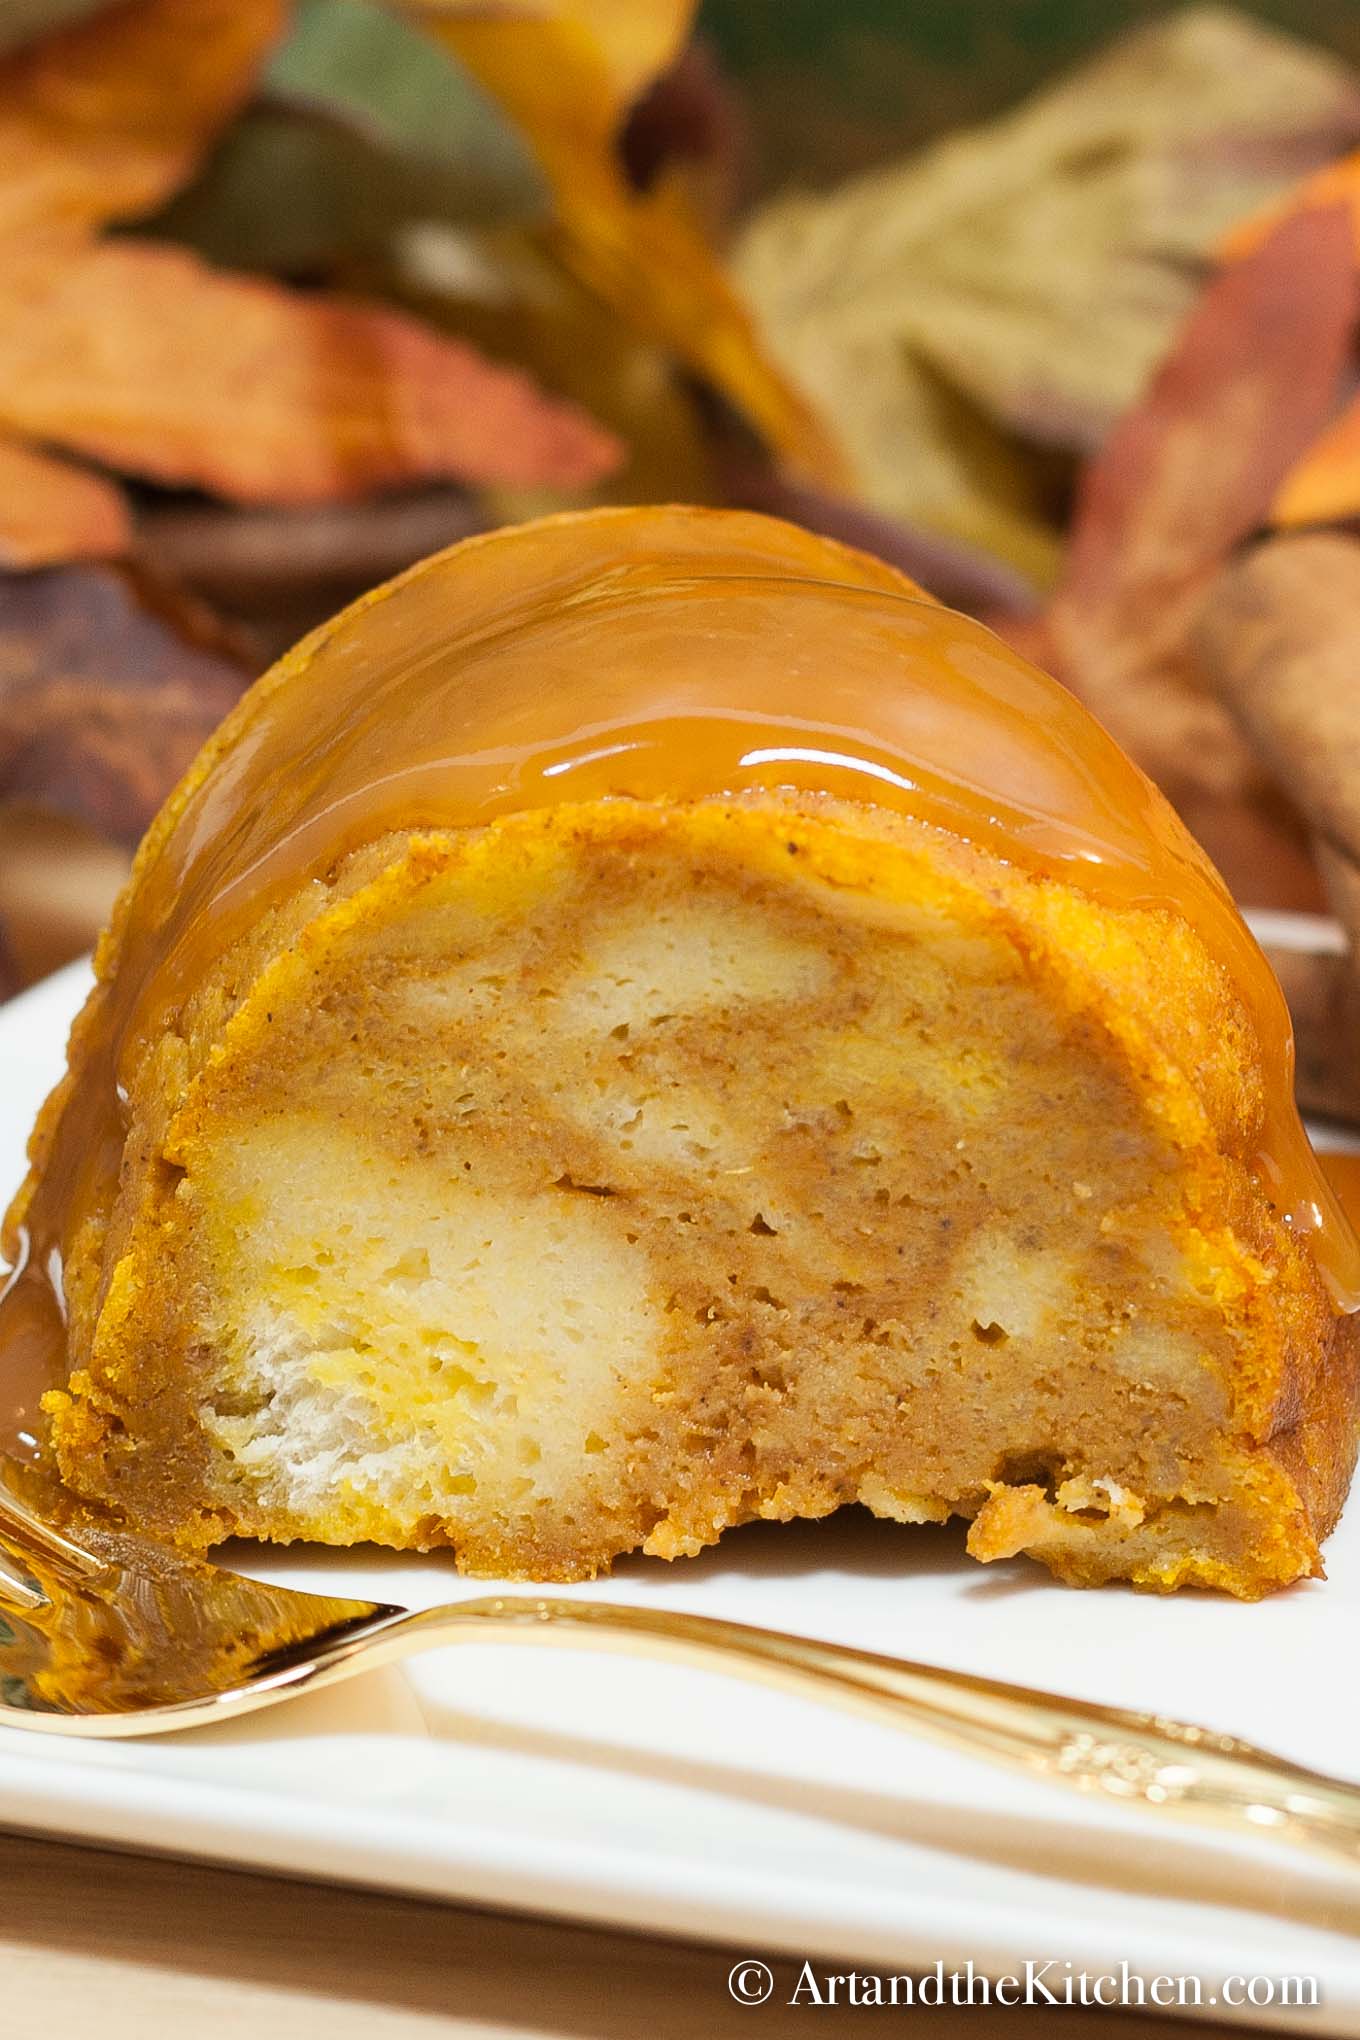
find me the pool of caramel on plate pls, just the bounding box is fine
[3,508,1353,1467]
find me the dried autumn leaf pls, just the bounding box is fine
[153,102,475,278]
[0,0,285,243]
[167,7,740,516]
[1224,148,1360,530]
[263,0,546,229]
[619,38,747,237]
[1222,146,1360,262]
[138,488,487,660]
[397,221,716,513]
[0,433,130,567]
[0,237,622,502]
[1056,206,1358,624]
[1272,393,1360,530]
[0,916,17,1003]
[139,493,485,604]
[0,0,621,555]
[402,0,845,487]
[412,0,695,129]
[1197,532,1360,1116]
[1198,535,1360,877]
[0,2,120,59]
[711,442,1039,620]
[732,8,1360,583]
[1044,202,1359,904]
[0,564,249,845]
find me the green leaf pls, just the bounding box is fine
[157,102,536,275]
[157,0,551,278]
[266,0,546,224]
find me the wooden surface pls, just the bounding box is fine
[0,1828,1238,2038]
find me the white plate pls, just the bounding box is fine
[3,959,1360,2027]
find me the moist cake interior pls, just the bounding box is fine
[52,794,1332,1593]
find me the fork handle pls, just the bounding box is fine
[292,1594,1360,1871]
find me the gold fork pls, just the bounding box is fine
[3,1480,1360,1869]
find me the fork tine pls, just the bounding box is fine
[0,1479,104,1577]
[0,1539,48,1613]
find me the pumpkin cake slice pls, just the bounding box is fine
[7,506,1358,1596]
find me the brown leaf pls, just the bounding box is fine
[1042,204,1359,901]
[0,4,124,62]
[1198,534,1360,1116]
[0,563,249,845]
[0,432,130,567]
[137,490,486,609]
[405,0,847,487]
[0,913,18,1003]
[620,37,748,231]
[0,237,622,501]
[136,488,487,660]
[1196,534,1360,876]
[0,0,285,243]
[712,440,1039,621]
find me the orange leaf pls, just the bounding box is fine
[0,0,285,244]
[1059,205,1359,617]
[1043,202,1359,897]
[415,0,696,111]
[0,238,623,501]
[406,1,847,487]
[1273,391,1360,528]
[0,433,130,567]
[1222,147,1360,262]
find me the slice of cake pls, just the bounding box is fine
[6,507,1357,1595]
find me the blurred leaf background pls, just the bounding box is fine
[700,0,1360,187]
[6,0,1360,1015]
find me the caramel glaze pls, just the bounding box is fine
[3,506,1355,1467]
[1321,1152,1360,1236]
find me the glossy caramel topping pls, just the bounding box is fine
[2,505,1354,1465]
[1321,1152,1360,1236]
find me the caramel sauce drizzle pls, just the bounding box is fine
[3,507,1355,1462]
